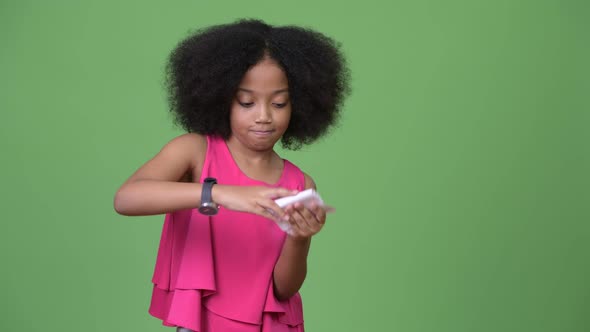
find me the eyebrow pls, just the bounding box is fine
[237,88,289,95]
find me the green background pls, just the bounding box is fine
[1,1,589,331]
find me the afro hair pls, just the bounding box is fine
[165,19,351,149]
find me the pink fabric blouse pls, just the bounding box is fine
[148,135,306,331]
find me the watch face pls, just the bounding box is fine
[199,204,218,216]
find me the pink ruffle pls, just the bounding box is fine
[149,210,303,331]
[149,287,206,330]
[263,278,304,327]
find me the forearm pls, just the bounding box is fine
[114,180,202,216]
[273,236,311,301]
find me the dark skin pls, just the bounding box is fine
[114,57,327,301]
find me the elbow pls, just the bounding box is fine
[273,274,306,301]
[113,188,132,216]
[275,289,297,302]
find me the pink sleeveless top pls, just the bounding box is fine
[148,135,306,331]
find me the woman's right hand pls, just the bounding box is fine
[212,185,297,221]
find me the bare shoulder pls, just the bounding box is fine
[163,133,208,180]
[121,133,207,184]
[164,133,207,161]
[303,172,317,190]
[165,132,206,150]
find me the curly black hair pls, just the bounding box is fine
[165,19,351,150]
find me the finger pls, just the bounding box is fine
[293,202,324,233]
[299,204,316,221]
[309,203,327,225]
[287,210,305,236]
[267,187,298,199]
[256,205,280,221]
[258,199,287,221]
[292,203,316,222]
[298,205,322,232]
[289,207,315,235]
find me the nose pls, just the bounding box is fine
[255,104,272,123]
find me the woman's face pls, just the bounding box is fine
[229,56,291,151]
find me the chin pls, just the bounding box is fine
[231,131,284,151]
[250,139,280,151]
[248,132,283,147]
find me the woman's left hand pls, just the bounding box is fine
[284,202,327,239]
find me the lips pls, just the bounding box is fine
[251,129,275,136]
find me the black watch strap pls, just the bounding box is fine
[202,177,217,204]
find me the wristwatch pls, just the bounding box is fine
[198,177,219,215]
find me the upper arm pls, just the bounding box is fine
[303,172,317,190]
[119,133,206,187]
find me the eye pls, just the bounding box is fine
[273,103,287,108]
[239,102,254,108]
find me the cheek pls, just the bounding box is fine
[229,108,250,129]
[281,107,292,122]
[278,108,292,126]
